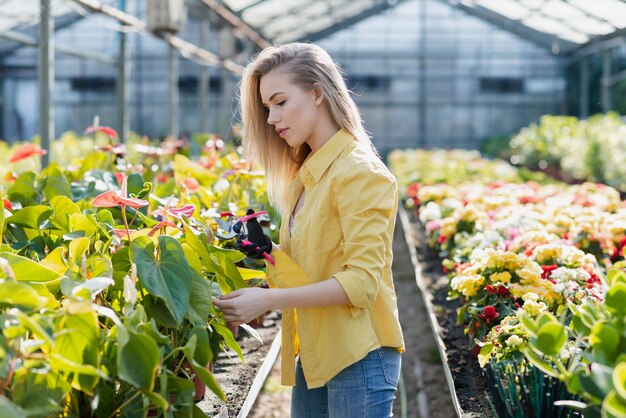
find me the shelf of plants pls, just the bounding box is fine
[0,125,282,417]
[388,148,626,418]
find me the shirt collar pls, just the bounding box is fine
[299,129,354,188]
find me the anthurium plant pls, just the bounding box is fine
[0,127,274,417]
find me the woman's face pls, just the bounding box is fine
[259,69,321,149]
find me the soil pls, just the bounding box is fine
[198,311,282,417]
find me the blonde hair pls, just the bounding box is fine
[239,42,372,215]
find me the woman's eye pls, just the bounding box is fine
[278,100,286,106]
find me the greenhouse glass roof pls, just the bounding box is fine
[453,0,626,51]
[220,0,402,44]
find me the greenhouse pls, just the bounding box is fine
[1,0,626,417]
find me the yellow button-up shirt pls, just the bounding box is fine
[265,129,405,389]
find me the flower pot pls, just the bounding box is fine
[247,312,266,329]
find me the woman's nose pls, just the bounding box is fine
[267,108,279,125]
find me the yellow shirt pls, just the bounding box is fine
[265,129,405,389]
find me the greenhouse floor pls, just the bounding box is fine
[248,218,456,418]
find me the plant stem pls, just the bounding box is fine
[108,390,142,418]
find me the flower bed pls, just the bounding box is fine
[390,149,626,418]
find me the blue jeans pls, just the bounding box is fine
[291,347,401,418]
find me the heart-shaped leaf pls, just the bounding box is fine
[50,195,80,231]
[132,236,192,326]
[7,206,53,230]
[117,327,159,390]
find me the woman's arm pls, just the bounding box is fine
[212,277,348,327]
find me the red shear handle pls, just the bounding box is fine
[241,239,275,265]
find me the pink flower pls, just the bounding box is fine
[9,143,47,162]
[152,203,196,220]
[92,174,148,209]
[85,125,118,139]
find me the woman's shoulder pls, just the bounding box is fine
[332,142,396,185]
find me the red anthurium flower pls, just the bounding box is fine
[9,143,47,163]
[97,144,126,155]
[183,177,199,193]
[92,174,148,209]
[113,229,137,239]
[3,199,12,211]
[85,125,119,139]
[148,220,179,237]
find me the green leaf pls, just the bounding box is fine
[606,283,626,316]
[50,195,80,231]
[614,363,626,401]
[0,252,63,285]
[78,153,111,177]
[0,390,29,418]
[7,171,37,206]
[522,346,559,378]
[0,281,47,310]
[212,321,244,363]
[117,327,159,390]
[603,391,626,417]
[189,326,212,366]
[132,236,193,326]
[69,213,98,238]
[0,193,5,241]
[533,321,567,357]
[143,295,178,329]
[580,364,615,403]
[7,205,53,229]
[43,166,72,200]
[186,270,214,325]
[51,301,101,393]
[193,361,225,401]
[40,247,69,275]
[69,237,90,266]
[607,269,626,287]
[590,322,620,359]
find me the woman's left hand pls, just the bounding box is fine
[212,287,272,327]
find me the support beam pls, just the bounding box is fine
[168,44,179,138]
[0,30,116,65]
[71,0,243,74]
[580,57,589,119]
[39,0,54,168]
[601,49,611,113]
[198,0,270,49]
[566,35,626,67]
[116,0,129,142]
[199,19,210,133]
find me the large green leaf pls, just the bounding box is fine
[7,171,37,207]
[603,391,626,417]
[614,363,626,401]
[590,322,620,359]
[0,394,26,418]
[50,195,80,231]
[186,270,213,325]
[132,236,192,326]
[0,281,48,310]
[117,328,159,390]
[51,301,101,393]
[533,321,567,357]
[0,252,63,284]
[69,213,98,238]
[43,165,72,200]
[606,283,626,316]
[7,205,53,230]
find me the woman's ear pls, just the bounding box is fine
[313,83,324,105]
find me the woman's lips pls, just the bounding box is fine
[277,128,288,138]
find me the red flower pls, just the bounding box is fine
[148,219,179,237]
[437,235,448,245]
[92,174,148,209]
[479,305,500,323]
[3,199,12,211]
[541,264,558,279]
[85,125,118,139]
[407,183,421,198]
[152,203,196,220]
[183,177,199,193]
[9,143,47,163]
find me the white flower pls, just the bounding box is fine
[72,277,115,300]
[419,202,442,223]
[123,275,138,305]
[505,335,523,347]
[213,178,230,193]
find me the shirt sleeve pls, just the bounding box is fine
[332,162,397,316]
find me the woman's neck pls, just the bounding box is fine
[307,110,340,153]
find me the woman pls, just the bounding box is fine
[213,42,405,418]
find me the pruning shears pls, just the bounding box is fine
[214,211,275,265]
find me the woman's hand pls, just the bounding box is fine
[212,287,272,327]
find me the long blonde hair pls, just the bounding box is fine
[239,42,371,215]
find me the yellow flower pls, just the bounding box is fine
[490,271,512,284]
